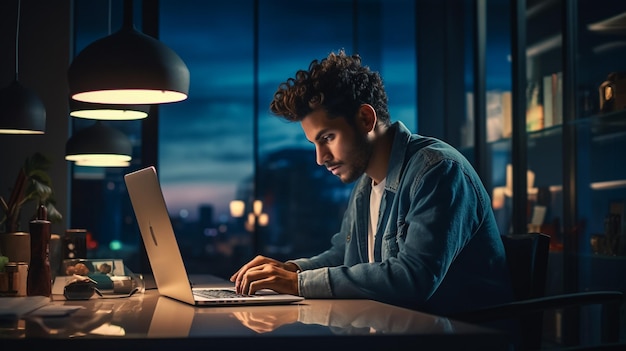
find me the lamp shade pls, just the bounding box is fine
[0,80,46,134]
[67,24,190,104]
[65,121,132,167]
[69,99,150,120]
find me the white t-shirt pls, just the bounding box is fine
[368,178,386,263]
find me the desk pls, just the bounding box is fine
[1,275,509,350]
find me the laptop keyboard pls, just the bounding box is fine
[194,289,258,299]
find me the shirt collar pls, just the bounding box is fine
[385,121,412,193]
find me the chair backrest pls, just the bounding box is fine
[456,233,621,350]
[501,233,551,350]
[501,233,551,301]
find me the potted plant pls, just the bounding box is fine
[1,152,62,233]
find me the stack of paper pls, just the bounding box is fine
[0,296,50,320]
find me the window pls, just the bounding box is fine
[71,0,416,278]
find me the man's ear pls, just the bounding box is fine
[357,104,377,133]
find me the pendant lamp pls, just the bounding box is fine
[67,0,150,120]
[0,80,46,134]
[67,0,190,105]
[65,121,132,167]
[0,0,46,134]
[69,99,149,120]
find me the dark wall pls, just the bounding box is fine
[416,0,467,144]
[0,0,71,234]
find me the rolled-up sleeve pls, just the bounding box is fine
[297,267,333,297]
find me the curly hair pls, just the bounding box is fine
[269,50,390,126]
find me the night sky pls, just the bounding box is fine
[73,0,511,222]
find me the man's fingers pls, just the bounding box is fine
[231,257,290,294]
[240,264,296,295]
[229,270,239,282]
[240,264,274,294]
[231,256,270,292]
[245,277,273,295]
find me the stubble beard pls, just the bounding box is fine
[338,133,372,184]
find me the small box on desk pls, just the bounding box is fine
[58,258,143,295]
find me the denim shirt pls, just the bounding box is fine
[291,121,513,315]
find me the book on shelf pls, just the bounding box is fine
[480,90,512,141]
[502,91,512,138]
[487,91,504,141]
[542,72,563,128]
[526,83,544,132]
[543,74,554,127]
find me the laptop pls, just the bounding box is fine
[124,166,304,306]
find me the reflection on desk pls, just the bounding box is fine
[1,296,146,339]
[1,279,510,350]
[151,295,463,337]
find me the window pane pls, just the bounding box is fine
[158,0,417,276]
[70,0,144,272]
[256,0,416,260]
[159,1,255,277]
[72,0,416,278]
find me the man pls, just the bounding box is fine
[231,50,513,315]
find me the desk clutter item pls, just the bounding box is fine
[57,258,144,298]
[63,275,100,300]
[27,205,52,297]
[0,232,30,264]
[63,229,87,259]
[0,296,50,321]
[0,262,28,297]
[0,262,19,296]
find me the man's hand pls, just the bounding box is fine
[230,255,300,295]
[233,309,299,333]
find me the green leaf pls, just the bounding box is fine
[27,178,53,202]
[2,152,62,231]
[28,169,53,186]
[25,152,52,174]
[46,203,63,223]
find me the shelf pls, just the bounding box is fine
[571,109,626,125]
[483,109,626,147]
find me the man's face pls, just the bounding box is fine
[301,109,372,184]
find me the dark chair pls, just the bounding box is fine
[450,233,624,350]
